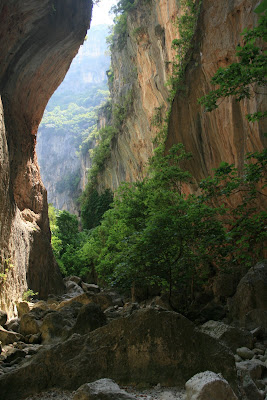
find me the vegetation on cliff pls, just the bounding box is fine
[49,1,266,306]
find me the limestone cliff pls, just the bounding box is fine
[95,0,265,193]
[0,0,92,317]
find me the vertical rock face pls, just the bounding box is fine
[96,0,265,193]
[166,0,266,181]
[0,0,92,318]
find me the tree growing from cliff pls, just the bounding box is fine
[199,1,267,122]
[81,143,266,304]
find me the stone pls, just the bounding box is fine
[185,371,238,400]
[70,303,106,336]
[65,281,84,295]
[0,0,91,319]
[0,326,23,345]
[0,309,238,399]
[40,312,72,343]
[6,319,20,333]
[57,293,113,312]
[65,276,83,286]
[236,347,254,360]
[251,327,265,340]
[16,302,31,318]
[81,283,100,293]
[73,379,136,399]
[236,360,266,380]
[0,310,7,327]
[4,349,27,364]
[28,334,41,345]
[40,302,82,342]
[241,373,265,400]
[19,313,41,336]
[31,301,50,312]
[228,261,267,330]
[200,320,253,351]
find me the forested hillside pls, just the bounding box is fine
[36,25,110,213]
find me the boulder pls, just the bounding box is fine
[39,312,71,342]
[65,281,84,295]
[16,302,31,318]
[57,293,113,312]
[81,283,100,293]
[73,379,136,400]
[185,371,238,400]
[40,302,82,342]
[200,320,254,351]
[65,276,83,286]
[0,310,7,326]
[228,261,267,330]
[19,313,41,336]
[0,309,238,400]
[31,301,50,312]
[0,326,24,345]
[70,303,106,336]
[6,319,20,333]
[240,372,265,400]
[236,347,254,360]
[236,360,266,380]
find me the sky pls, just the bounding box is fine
[91,0,117,26]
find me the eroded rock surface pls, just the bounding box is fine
[0,308,237,400]
[93,0,265,196]
[0,0,92,317]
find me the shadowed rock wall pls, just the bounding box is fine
[0,0,92,317]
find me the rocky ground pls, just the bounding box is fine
[0,261,266,400]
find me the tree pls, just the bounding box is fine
[199,1,267,122]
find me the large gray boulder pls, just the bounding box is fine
[200,320,254,351]
[73,379,136,400]
[185,371,238,400]
[0,309,238,400]
[228,261,267,330]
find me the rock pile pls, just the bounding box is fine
[0,263,266,400]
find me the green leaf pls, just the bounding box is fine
[254,0,267,14]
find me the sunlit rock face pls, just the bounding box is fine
[167,0,266,182]
[0,0,92,318]
[95,0,265,193]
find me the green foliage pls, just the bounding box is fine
[82,90,133,193]
[23,289,38,302]
[81,189,114,230]
[48,205,90,276]
[167,0,202,101]
[199,2,267,122]
[108,0,151,50]
[80,144,266,300]
[0,257,15,284]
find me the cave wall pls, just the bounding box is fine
[95,0,265,193]
[0,0,92,318]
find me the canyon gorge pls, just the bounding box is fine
[0,0,266,398]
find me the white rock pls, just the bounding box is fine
[185,371,238,400]
[73,378,136,399]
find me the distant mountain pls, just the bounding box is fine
[37,24,111,213]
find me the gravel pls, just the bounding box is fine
[24,386,186,400]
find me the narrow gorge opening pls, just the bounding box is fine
[0,1,266,399]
